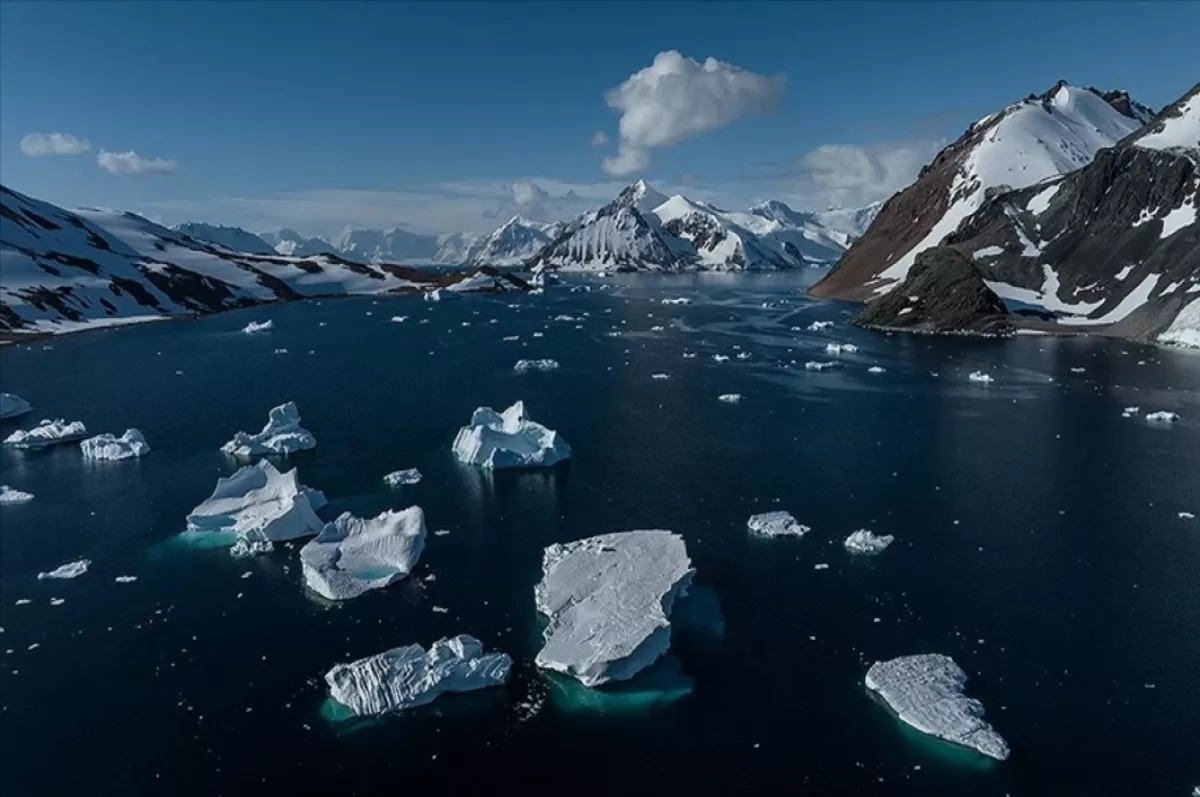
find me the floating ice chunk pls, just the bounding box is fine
[37,559,90,580]
[1146,411,1180,423]
[747,511,810,538]
[502,335,520,342]
[186,461,325,547]
[0,485,34,504]
[968,371,995,384]
[865,654,1009,761]
[535,531,694,687]
[736,352,751,360]
[301,508,426,601]
[383,468,422,487]
[513,359,560,374]
[713,354,730,363]
[826,343,859,355]
[423,288,459,302]
[243,320,273,334]
[718,393,742,404]
[114,575,137,583]
[4,419,88,450]
[390,316,408,323]
[1178,511,1194,520]
[451,401,570,470]
[230,537,274,558]
[661,297,691,305]
[651,373,671,380]
[867,366,886,374]
[1070,367,1086,374]
[0,393,32,420]
[844,529,895,555]
[274,348,289,355]
[1122,406,1140,417]
[325,635,511,717]
[80,429,150,461]
[805,361,839,371]
[221,402,317,457]
[807,321,834,331]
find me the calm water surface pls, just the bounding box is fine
[1,272,1198,795]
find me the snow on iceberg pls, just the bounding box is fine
[866,653,1010,761]
[80,429,150,461]
[845,529,895,554]
[383,468,422,487]
[513,359,560,374]
[534,530,694,687]
[37,559,90,580]
[452,400,570,470]
[4,419,88,450]
[243,320,273,334]
[0,485,34,504]
[221,402,316,457]
[0,393,32,420]
[747,511,810,538]
[186,460,326,548]
[301,508,426,601]
[325,635,511,717]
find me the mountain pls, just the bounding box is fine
[330,225,441,263]
[812,202,884,247]
[0,185,527,334]
[434,232,484,265]
[849,82,1199,345]
[811,81,1154,300]
[532,190,689,271]
[469,216,558,266]
[172,223,277,255]
[260,228,339,258]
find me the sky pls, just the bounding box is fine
[1,1,1197,237]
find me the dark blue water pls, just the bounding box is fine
[1,273,1198,796]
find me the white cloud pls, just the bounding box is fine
[590,130,609,147]
[781,139,945,209]
[601,50,785,176]
[97,149,178,175]
[20,132,91,157]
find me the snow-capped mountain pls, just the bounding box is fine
[812,202,884,247]
[331,225,442,263]
[434,231,485,265]
[260,228,339,258]
[469,216,559,266]
[172,223,277,255]
[812,81,1155,300]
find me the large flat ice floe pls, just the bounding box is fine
[80,429,150,461]
[37,559,91,580]
[747,511,810,538]
[0,393,32,420]
[221,402,316,457]
[534,530,695,687]
[4,419,88,449]
[300,508,426,601]
[866,653,1010,761]
[0,485,34,504]
[325,635,511,716]
[452,400,570,470]
[186,460,326,548]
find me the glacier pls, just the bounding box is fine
[300,508,426,601]
[4,418,88,450]
[37,559,91,580]
[0,393,32,420]
[325,635,511,717]
[534,530,695,687]
[186,460,326,548]
[0,484,34,504]
[747,511,810,538]
[866,653,1009,761]
[80,428,150,461]
[221,402,316,457]
[452,400,570,470]
[844,529,895,554]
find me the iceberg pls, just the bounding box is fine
[0,393,32,420]
[186,460,326,547]
[243,320,273,333]
[845,529,895,554]
[37,559,90,580]
[3,419,88,450]
[383,468,422,487]
[452,400,570,470]
[1146,411,1180,423]
[534,530,694,687]
[805,361,839,371]
[825,343,859,355]
[424,288,459,302]
[325,635,511,717]
[718,393,742,404]
[808,321,835,331]
[866,653,1009,761]
[300,508,426,601]
[513,359,560,374]
[221,402,317,457]
[0,485,34,504]
[867,366,886,374]
[968,371,995,384]
[80,429,150,461]
[747,511,810,538]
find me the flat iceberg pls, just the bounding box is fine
[534,530,694,687]
[80,429,150,461]
[0,485,34,504]
[221,402,317,457]
[325,635,511,716]
[845,529,895,554]
[37,559,90,580]
[513,359,560,374]
[243,320,273,333]
[866,653,1009,761]
[300,508,426,601]
[4,419,88,449]
[0,393,32,420]
[383,468,422,487]
[747,511,810,538]
[186,460,326,547]
[452,400,570,470]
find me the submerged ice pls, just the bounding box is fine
[452,400,570,470]
[80,429,150,461]
[221,402,317,457]
[300,508,426,601]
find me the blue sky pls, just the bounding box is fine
[2,1,1197,235]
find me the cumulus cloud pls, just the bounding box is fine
[782,139,945,209]
[97,149,178,175]
[590,130,609,147]
[600,50,785,176]
[20,132,91,157]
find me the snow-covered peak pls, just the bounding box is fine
[1134,84,1200,156]
[615,179,669,212]
[471,216,555,266]
[263,228,337,258]
[172,222,276,255]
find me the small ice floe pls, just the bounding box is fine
[324,635,511,717]
[867,366,886,374]
[736,352,751,360]
[513,359,560,374]
[713,354,730,363]
[865,654,1009,761]
[651,373,671,380]
[825,343,859,355]
[383,468,422,487]
[243,320,273,334]
[424,288,459,302]
[1070,367,1086,374]
[502,335,520,342]
[0,393,32,420]
[1146,411,1180,423]
[813,563,829,570]
[718,394,742,404]
[80,429,150,461]
[431,606,449,614]
[807,321,834,331]
[661,297,691,305]
[1122,406,1140,418]
[4,419,88,450]
[37,559,90,580]
[0,485,34,504]
[747,511,810,539]
[534,530,694,687]
[682,352,697,359]
[230,538,273,558]
[844,529,894,555]
[49,598,65,606]
[391,316,408,323]
[1178,511,1194,520]
[968,371,995,384]
[221,402,317,457]
[452,401,570,469]
[274,348,289,355]
[114,576,138,583]
[532,332,544,338]
[650,325,665,332]
[805,361,839,372]
[186,461,326,550]
[301,508,426,601]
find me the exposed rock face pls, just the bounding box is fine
[853,248,1014,337]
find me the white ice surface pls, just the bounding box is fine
[747,511,810,538]
[452,400,570,470]
[845,529,895,554]
[0,485,34,504]
[221,402,317,457]
[80,428,150,461]
[301,508,426,601]
[4,419,88,449]
[186,460,325,545]
[37,559,90,580]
